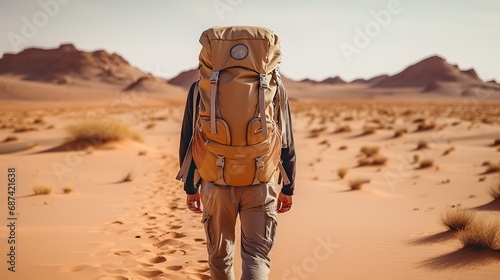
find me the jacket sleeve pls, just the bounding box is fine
[179,82,199,195]
[280,99,297,196]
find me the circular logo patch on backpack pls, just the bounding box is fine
[230,44,248,60]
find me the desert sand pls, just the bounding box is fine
[0,45,499,279]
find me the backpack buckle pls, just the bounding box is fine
[210,71,220,84]
[216,155,225,168]
[256,156,265,169]
[259,74,269,89]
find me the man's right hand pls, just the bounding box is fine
[186,192,202,214]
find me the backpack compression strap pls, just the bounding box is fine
[209,71,220,134]
[259,74,269,135]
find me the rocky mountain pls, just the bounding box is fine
[0,43,145,85]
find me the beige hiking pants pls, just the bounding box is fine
[200,180,278,280]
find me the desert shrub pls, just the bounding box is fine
[319,140,330,147]
[492,138,500,146]
[416,121,436,132]
[457,220,500,251]
[33,184,52,195]
[62,186,74,194]
[337,167,348,179]
[3,136,18,142]
[348,178,370,190]
[358,157,372,166]
[443,147,455,156]
[371,155,388,166]
[119,171,134,183]
[309,126,327,138]
[65,119,141,145]
[338,145,348,150]
[334,125,351,133]
[393,128,408,138]
[360,146,380,157]
[33,118,45,125]
[419,159,434,169]
[13,126,37,133]
[416,140,429,150]
[413,154,420,163]
[484,162,500,174]
[441,209,475,232]
[359,127,376,136]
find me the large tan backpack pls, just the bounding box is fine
[177,26,290,187]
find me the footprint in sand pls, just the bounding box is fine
[135,267,164,277]
[149,256,167,263]
[113,250,133,256]
[169,225,182,230]
[165,265,183,271]
[154,238,183,248]
[184,267,210,274]
[160,249,187,256]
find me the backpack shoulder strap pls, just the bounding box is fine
[176,81,200,182]
[274,68,289,148]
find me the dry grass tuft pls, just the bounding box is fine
[65,119,141,145]
[416,121,436,132]
[358,157,372,166]
[338,145,348,150]
[457,220,500,251]
[371,155,388,166]
[33,184,52,195]
[309,126,327,138]
[360,146,380,157]
[413,154,420,163]
[62,186,74,194]
[484,162,500,174]
[319,140,330,147]
[492,138,500,146]
[441,209,475,232]
[14,126,37,133]
[416,140,429,150]
[393,128,408,138]
[359,127,377,136]
[443,146,455,156]
[419,158,434,169]
[348,177,370,190]
[337,167,349,179]
[3,136,18,142]
[119,171,134,183]
[334,125,351,133]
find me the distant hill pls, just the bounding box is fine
[167,69,198,89]
[0,44,184,100]
[373,55,482,88]
[0,43,145,85]
[320,76,346,84]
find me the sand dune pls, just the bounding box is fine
[0,99,499,280]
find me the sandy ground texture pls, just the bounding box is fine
[0,98,499,280]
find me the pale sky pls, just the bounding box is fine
[1,0,499,82]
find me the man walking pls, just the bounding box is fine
[177,26,296,280]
